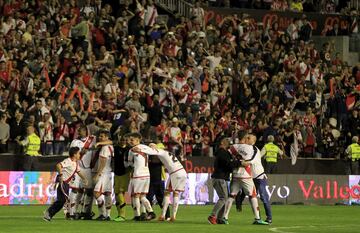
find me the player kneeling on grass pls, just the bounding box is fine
[92,130,114,221]
[133,143,187,221]
[43,147,88,221]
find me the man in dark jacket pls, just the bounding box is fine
[207,137,241,224]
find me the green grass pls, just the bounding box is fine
[0,205,359,233]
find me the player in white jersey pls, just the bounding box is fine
[222,132,268,225]
[246,134,272,224]
[92,130,114,221]
[43,147,88,221]
[126,132,162,221]
[135,143,187,221]
[69,125,97,219]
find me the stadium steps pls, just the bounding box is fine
[155,0,193,18]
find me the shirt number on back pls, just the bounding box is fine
[169,152,178,163]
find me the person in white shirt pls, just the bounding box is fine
[235,134,273,224]
[92,130,114,221]
[69,125,97,219]
[69,126,111,219]
[43,147,88,221]
[222,132,268,225]
[135,143,187,222]
[126,132,162,221]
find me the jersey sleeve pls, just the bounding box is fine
[138,145,166,156]
[229,144,256,162]
[70,140,82,148]
[126,151,134,167]
[99,146,110,158]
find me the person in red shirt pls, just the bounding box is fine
[0,61,9,86]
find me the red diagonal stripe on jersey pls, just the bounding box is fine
[245,165,252,176]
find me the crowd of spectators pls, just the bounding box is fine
[0,0,359,161]
[210,0,353,14]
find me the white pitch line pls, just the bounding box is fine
[270,224,360,233]
[269,226,302,233]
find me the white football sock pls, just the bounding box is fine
[105,195,112,218]
[140,196,153,212]
[223,197,234,219]
[134,197,141,216]
[249,197,260,219]
[161,195,170,218]
[96,195,105,216]
[172,195,180,219]
[69,191,77,215]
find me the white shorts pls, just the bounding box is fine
[69,168,94,189]
[131,177,150,195]
[94,172,112,194]
[166,169,187,192]
[230,178,257,197]
[81,168,94,189]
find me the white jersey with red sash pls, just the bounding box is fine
[91,145,114,174]
[70,135,96,169]
[60,157,80,184]
[228,144,256,179]
[144,5,158,27]
[128,144,162,178]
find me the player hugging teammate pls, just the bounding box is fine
[43,129,187,222]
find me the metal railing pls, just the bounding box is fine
[155,0,193,18]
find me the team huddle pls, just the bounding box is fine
[42,127,271,225]
[43,126,187,222]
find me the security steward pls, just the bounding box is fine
[345,136,360,175]
[261,135,283,174]
[16,125,41,171]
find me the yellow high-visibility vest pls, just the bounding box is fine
[25,133,41,156]
[350,143,360,161]
[264,142,279,163]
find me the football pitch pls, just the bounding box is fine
[0,205,359,233]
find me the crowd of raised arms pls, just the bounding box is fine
[0,1,359,161]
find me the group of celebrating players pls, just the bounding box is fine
[43,126,187,222]
[43,126,271,225]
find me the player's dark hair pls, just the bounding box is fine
[238,130,248,141]
[69,147,80,157]
[125,132,142,139]
[98,129,110,138]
